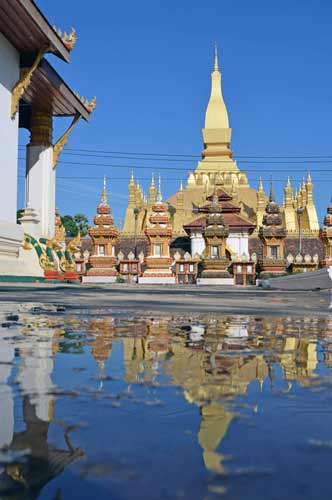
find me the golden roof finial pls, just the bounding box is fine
[214,42,219,71]
[258,177,264,192]
[286,176,291,187]
[157,174,162,202]
[269,176,275,202]
[179,180,183,191]
[53,26,77,51]
[307,171,312,184]
[101,175,107,204]
[150,173,155,187]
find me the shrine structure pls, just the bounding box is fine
[83,178,119,283]
[259,183,287,277]
[139,178,175,284]
[320,200,332,267]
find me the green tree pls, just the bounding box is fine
[73,213,89,236]
[17,209,24,224]
[61,215,78,237]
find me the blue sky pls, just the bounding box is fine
[18,0,332,226]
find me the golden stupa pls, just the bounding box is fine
[122,47,319,238]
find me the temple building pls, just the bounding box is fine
[121,47,321,260]
[0,1,94,280]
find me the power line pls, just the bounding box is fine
[17,149,332,164]
[16,157,332,171]
[17,145,332,159]
[16,174,332,183]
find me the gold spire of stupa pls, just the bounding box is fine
[101,175,107,204]
[204,43,229,130]
[157,175,162,203]
[214,41,219,71]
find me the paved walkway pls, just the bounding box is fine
[0,283,330,316]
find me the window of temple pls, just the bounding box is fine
[237,265,242,272]
[189,264,194,273]
[269,246,279,259]
[153,244,162,257]
[98,245,105,256]
[179,263,184,272]
[132,263,137,271]
[77,263,82,272]
[247,265,252,273]
[123,263,128,272]
[211,246,219,258]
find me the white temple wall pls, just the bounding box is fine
[190,230,249,258]
[0,32,19,224]
[228,231,249,257]
[190,232,205,256]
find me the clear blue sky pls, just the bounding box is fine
[18,0,332,226]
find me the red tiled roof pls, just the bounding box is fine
[206,188,232,201]
[184,213,255,233]
[201,201,241,213]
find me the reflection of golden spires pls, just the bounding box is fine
[214,42,219,71]
[151,173,155,187]
[101,175,107,204]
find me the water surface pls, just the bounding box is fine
[1,306,332,499]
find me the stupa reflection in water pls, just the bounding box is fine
[121,315,330,475]
[1,310,332,497]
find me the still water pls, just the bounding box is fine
[1,306,332,499]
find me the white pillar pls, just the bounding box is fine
[25,145,55,238]
[21,110,55,239]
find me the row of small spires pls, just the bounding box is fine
[258,172,314,208]
[103,170,313,210]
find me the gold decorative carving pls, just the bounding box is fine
[22,240,33,251]
[73,92,97,112]
[53,114,81,169]
[11,46,49,119]
[53,26,77,51]
[66,231,81,256]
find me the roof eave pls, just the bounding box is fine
[19,0,71,62]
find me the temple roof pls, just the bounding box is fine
[0,0,71,62]
[19,58,91,127]
[184,212,255,233]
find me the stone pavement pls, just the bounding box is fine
[0,283,330,317]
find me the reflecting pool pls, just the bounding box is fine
[1,306,332,499]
